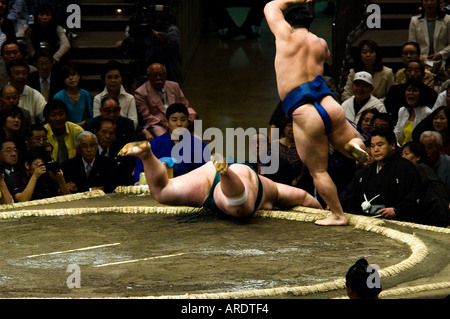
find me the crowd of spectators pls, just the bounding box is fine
[0,1,448,230]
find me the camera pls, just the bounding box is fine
[129,1,170,36]
[41,143,60,173]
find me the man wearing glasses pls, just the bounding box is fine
[85,96,135,148]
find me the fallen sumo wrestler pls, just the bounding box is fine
[118,141,323,218]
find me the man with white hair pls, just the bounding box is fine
[61,131,117,193]
[420,130,450,197]
[341,71,386,124]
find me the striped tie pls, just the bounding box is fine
[42,80,49,101]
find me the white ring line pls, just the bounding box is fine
[25,243,121,258]
[94,253,186,268]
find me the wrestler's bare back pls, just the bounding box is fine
[274,28,329,101]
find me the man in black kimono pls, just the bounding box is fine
[341,128,420,222]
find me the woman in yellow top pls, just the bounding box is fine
[43,99,84,164]
[394,78,432,145]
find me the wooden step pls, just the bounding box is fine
[80,15,129,32]
[79,2,134,16]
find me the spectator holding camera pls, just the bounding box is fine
[6,148,69,202]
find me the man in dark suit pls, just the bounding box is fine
[61,130,117,193]
[27,49,64,102]
[93,117,136,186]
[85,95,136,148]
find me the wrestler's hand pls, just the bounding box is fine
[211,153,228,176]
[118,141,150,157]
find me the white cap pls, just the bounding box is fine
[353,71,373,86]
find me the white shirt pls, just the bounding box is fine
[341,95,386,124]
[17,85,46,124]
[93,85,138,128]
[394,105,432,144]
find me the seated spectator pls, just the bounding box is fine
[43,99,83,165]
[437,58,450,93]
[0,138,20,179]
[133,103,211,183]
[0,169,13,203]
[93,60,137,128]
[413,106,450,155]
[0,105,26,155]
[341,71,386,124]
[401,141,450,227]
[420,130,450,198]
[7,59,46,123]
[0,40,37,88]
[384,59,438,124]
[264,115,314,194]
[393,78,432,145]
[0,0,17,48]
[432,81,450,111]
[6,148,70,202]
[340,128,421,222]
[342,39,395,102]
[94,117,136,186]
[21,122,48,166]
[24,123,47,151]
[53,63,93,125]
[1,84,31,129]
[356,108,380,142]
[134,63,198,139]
[6,0,31,40]
[24,3,70,64]
[372,112,396,131]
[408,0,450,82]
[346,258,381,299]
[395,41,435,88]
[61,131,117,193]
[27,49,64,102]
[85,96,135,148]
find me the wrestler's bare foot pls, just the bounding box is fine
[315,213,348,226]
[211,153,228,175]
[118,141,151,158]
[344,142,369,167]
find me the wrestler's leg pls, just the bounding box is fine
[118,141,211,206]
[271,179,323,209]
[211,157,259,217]
[320,96,368,164]
[291,105,348,226]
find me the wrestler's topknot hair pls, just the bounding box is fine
[284,5,314,30]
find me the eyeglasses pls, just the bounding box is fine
[80,143,98,150]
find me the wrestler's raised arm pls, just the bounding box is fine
[264,0,313,40]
